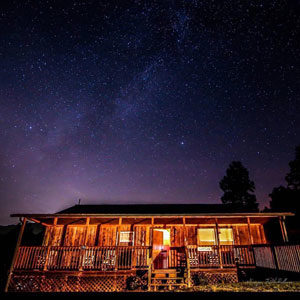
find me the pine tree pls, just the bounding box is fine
[269,145,300,213]
[219,161,258,211]
[285,145,300,190]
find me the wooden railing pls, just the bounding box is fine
[13,244,300,273]
[168,246,186,268]
[253,244,300,273]
[187,245,255,268]
[14,246,151,271]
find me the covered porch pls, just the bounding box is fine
[8,212,293,272]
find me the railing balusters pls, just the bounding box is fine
[15,244,300,273]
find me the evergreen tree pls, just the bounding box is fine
[268,145,300,242]
[285,145,300,190]
[219,161,258,211]
[269,145,300,213]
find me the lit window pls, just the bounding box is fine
[119,231,134,244]
[197,228,216,245]
[219,228,233,245]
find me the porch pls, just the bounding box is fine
[12,243,300,272]
[6,209,297,291]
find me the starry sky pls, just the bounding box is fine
[0,0,299,224]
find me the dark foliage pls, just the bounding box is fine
[267,145,300,242]
[285,145,300,190]
[219,161,258,211]
[0,222,45,292]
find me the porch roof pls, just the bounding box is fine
[11,204,294,223]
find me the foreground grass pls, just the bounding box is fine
[177,282,300,292]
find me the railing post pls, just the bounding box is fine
[271,245,279,270]
[5,217,27,292]
[79,246,86,271]
[43,245,51,271]
[147,247,152,291]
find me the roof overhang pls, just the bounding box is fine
[11,212,294,218]
[10,212,294,226]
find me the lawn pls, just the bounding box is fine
[178,282,300,292]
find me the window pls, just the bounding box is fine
[219,228,233,245]
[197,228,216,245]
[119,231,134,245]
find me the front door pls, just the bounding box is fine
[152,229,170,269]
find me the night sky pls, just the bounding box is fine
[0,0,299,224]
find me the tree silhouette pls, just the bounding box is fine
[219,161,258,211]
[269,145,300,213]
[285,145,300,190]
[268,145,300,242]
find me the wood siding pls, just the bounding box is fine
[42,223,266,247]
[43,226,63,246]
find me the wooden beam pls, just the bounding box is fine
[150,217,154,239]
[215,218,222,269]
[183,217,191,288]
[11,212,295,218]
[5,217,27,292]
[183,217,187,246]
[29,217,50,227]
[279,216,289,243]
[247,217,254,245]
[115,217,122,271]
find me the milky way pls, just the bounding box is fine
[0,0,299,224]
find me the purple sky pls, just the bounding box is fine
[0,0,299,224]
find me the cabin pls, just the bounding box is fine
[5,204,299,292]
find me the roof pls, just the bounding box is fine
[56,204,258,214]
[10,204,294,221]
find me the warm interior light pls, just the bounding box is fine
[155,229,170,246]
[197,228,216,245]
[219,228,233,245]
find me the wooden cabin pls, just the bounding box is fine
[5,204,298,292]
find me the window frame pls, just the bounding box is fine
[118,230,135,245]
[197,227,217,246]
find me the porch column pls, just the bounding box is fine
[147,217,154,291]
[183,217,191,288]
[115,217,122,271]
[215,218,223,268]
[5,217,27,292]
[247,217,254,245]
[279,216,289,243]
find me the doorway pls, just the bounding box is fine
[152,229,170,269]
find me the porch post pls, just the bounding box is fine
[247,217,254,245]
[5,217,27,292]
[279,216,289,243]
[115,217,122,271]
[148,217,154,291]
[215,218,223,268]
[183,217,191,288]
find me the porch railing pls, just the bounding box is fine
[14,246,151,271]
[187,245,255,268]
[13,244,300,273]
[253,244,300,273]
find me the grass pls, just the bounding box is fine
[176,282,300,292]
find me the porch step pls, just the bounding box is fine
[149,279,187,291]
[149,269,187,291]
